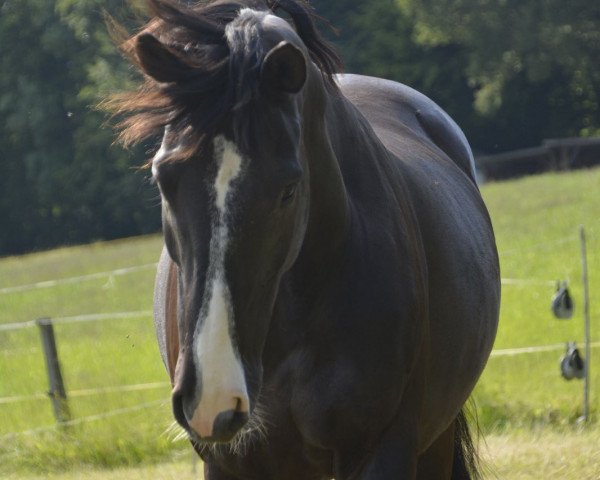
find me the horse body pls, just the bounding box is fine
[337,74,500,436]
[115,1,499,478]
[153,71,499,478]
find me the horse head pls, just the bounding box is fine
[116,0,340,443]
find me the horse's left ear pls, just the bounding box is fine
[135,33,193,83]
[261,42,307,94]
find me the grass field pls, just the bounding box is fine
[1,166,599,477]
[0,236,182,474]
[7,429,600,480]
[476,168,599,429]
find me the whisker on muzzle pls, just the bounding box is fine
[163,420,189,443]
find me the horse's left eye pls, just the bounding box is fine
[281,184,297,204]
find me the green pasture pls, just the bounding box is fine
[0,167,599,476]
[0,236,183,473]
[8,429,600,479]
[476,167,600,428]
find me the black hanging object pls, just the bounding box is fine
[551,281,574,319]
[560,342,585,380]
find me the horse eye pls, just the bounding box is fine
[281,183,297,204]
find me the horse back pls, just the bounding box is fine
[337,74,477,184]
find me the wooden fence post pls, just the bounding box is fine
[36,317,71,423]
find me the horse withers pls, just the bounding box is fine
[111,1,500,478]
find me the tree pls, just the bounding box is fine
[0,0,159,255]
[2,0,598,254]
[311,0,478,148]
[400,0,600,149]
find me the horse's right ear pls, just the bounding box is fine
[261,41,307,94]
[135,33,193,83]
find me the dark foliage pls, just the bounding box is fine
[1,0,598,255]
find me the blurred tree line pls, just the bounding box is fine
[0,0,160,256]
[1,0,599,255]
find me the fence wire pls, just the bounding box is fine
[0,399,167,441]
[0,381,170,405]
[0,263,157,295]
[0,310,153,332]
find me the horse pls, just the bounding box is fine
[110,1,500,478]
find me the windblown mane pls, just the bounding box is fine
[107,0,342,160]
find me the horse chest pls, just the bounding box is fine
[261,286,420,451]
[263,341,406,454]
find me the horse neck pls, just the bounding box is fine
[290,87,350,289]
[292,84,407,293]
[292,83,388,286]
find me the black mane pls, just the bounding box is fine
[109,0,342,159]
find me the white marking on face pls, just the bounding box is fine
[215,144,243,211]
[190,136,249,438]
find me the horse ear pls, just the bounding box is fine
[135,33,192,83]
[261,42,307,94]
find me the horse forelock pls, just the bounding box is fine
[108,0,341,165]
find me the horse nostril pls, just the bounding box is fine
[212,406,249,442]
[171,389,188,429]
[235,395,249,413]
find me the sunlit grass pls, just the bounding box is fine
[0,234,185,475]
[3,459,202,480]
[481,427,600,479]
[475,167,600,431]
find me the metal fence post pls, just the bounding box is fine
[36,317,71,423]
[579,225,591,423]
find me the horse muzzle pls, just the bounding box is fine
[189,390,250,442]
[172,383,250,442]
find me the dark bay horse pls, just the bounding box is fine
[112,0,500,478]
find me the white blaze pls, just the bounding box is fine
[215,144,243,211]
[190,136,248,438]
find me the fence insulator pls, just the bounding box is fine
[551,281,574,319]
